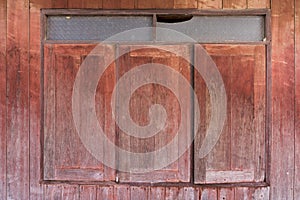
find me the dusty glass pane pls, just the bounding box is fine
[47,16,153,41]
[157,16,265,42]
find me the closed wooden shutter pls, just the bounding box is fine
[116,45,191,183]
[194,44,266,184]
[43,44,116,181]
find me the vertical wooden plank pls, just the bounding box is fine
[29,1,51,199]
[44,185,62,200]
[103,0,134,9]
[295,0,300,198]
[136,0,173,9]
[150,187,165,200]
[200,188,217,200]
[178,187,199,200]
[115,185,130,200]
[0,0,6,198]
[97,186,114,200]
[223,0,247,9]
[165,187,179,200]
[271,0,295,199]
[198,0,222,9]
[218,188,234,200]
[247,0,270,8]
[62,185,79,200]
[235,187,269,200]
[80,185,97,200]
[130,186,149,200]
[6,0,30,199]
[174,0,197,8]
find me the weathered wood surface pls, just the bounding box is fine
[6,0,30,199]
[0,0,6,199]
[194,45,266,184]
[270,0,295,199]
[43,44,116,181]
[41,185,270,199]
[223,0,247,9]
[295,0,300,198]
[116,45,191,183]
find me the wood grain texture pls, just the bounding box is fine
[44,185,62,200]
[68,0,102,8]
[115,185,130,200]
[295,0,300,198]
[43,44,116,182]
[223,0,247,8]
[61,185,79,199]
[51,0,67,8]
[174,0,197,8]
[6,0,30,199]
[197,0,222,9]
[194,45,266,184]
[247,0,270,8]
[270,0,295,199]
[103,0,134,9]
[79,185,97,200]
[200,188,217,200]
[0,0,6,199]
[136,0,173,8]
[117,45,191,183]
[130,186,149,200]
[29,1,51,199]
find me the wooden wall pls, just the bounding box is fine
[0,0,299,199]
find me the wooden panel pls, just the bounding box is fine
[270,0,295,199]
[6,0,30,199]
[218,188,234,200]
[200,188,217,200]
[194,45,266,184]
[44,185,62,200]
[178,187,199,200]
[150,187,165,200]
[130,186,149,200]
[197,0,222,9]
[295,0,300,198]
[79,185,97,200]
[103,0,134,9]
[0,0,6,198]
[117,45,191,183]
[68,0,102,8]
[115,185,130,200]
[136,0,173,8]
[97,186,114,199]
[43,44,116,181]
[62,185,79,199]
[174,0,197,8]
[235,187,270,200]
[223,0,247,8]
[165,187,179,200]
[247,0,270,8]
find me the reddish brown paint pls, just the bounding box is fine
[0,0,6,199]
[270,0,295,199]
[0,0,298,199]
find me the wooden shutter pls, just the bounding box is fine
[43,44,116,181]
[116,45,191,183]
[194,44,266,184]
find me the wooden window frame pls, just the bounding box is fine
[40,9,271,187]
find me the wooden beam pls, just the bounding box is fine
[270,0,295,199]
